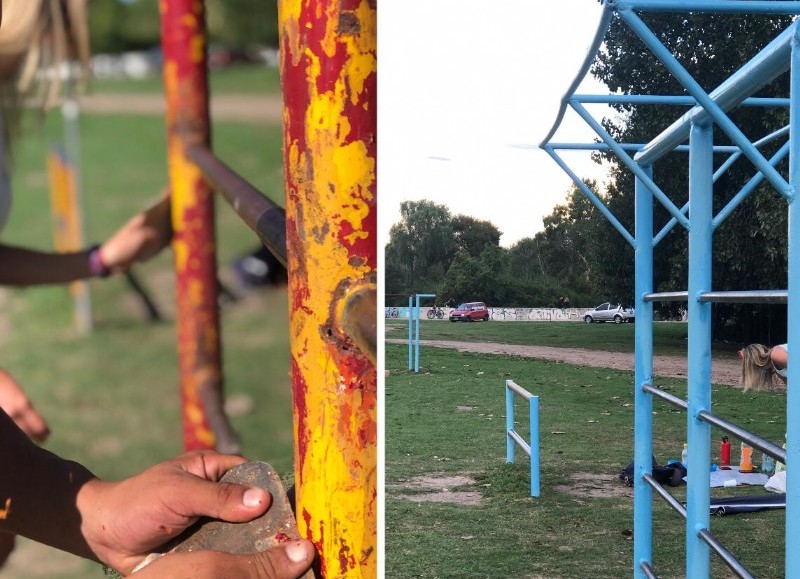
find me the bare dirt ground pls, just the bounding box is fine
[386,338,744,387]
[80,93,282,124]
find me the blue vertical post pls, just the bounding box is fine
[408,295,413,371]
[633,165,654,579]
[506,381,515,464]
[530,394,540,497]
[786,26,800,579]
[414,294,421,372]
[686,121,714,578]
[413,293,435,373]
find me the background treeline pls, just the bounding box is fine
[386,12,793,345]
[89,0,278,53]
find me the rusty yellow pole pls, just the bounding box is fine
[278,0,377,577]
[159,0,240,454]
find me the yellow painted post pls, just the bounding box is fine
[278,0,377,576]
[159,0,240,453]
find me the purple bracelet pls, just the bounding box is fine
[88,245,111,278]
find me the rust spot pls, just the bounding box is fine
[338,11,360,35]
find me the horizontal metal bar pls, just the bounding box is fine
[186,144,287,267]
[642,384,688,410]
[507,429,531,456]
[507,380,534,401]
[639,561,659,579]
[643,473,687,518]
[634,21,795,165]
[547,142,739,153]
[643,290,788,303]
[574,94,791,107]
[643,291,688,302]
[617,0,800,14]
[697,410,786,463]
[697,529,755,579]
[699,290,787,304]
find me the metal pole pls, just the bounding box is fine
[159,0,239,453]
[785,24,800,579]
[530,395,540,498]
[408,295,413,371]
[415,294,421,373]
[686,121,714,578]
[633,164,654,579]
[506,381,515,464]
[278,0,377,575]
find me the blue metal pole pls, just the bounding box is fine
[543,147,636,247]
[506,381,515,464]
[686,121,713,578]
[633,164,654,579]
[571,101,691,230]
[414,294,421,373]
[408,295,413,371]
[530,395,540,498]
[785,25,800,579]
[618,0,800,14]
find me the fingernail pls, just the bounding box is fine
[286,541,309,563]
[242,488,266,508]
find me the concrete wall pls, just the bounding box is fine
[384,306,585,322]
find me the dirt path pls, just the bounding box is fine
[387,338,744,387]
[79,93,282,124]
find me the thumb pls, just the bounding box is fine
[248,540,316,579]
[172,477,272,523]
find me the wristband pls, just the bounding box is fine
[88,244,111,278]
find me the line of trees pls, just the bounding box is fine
[89,0,278,53]
[386,12,792,344]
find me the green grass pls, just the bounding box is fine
[385,343,787,579]
[386,319,742,358]
[1,79,288,578]
[88,64,281,95]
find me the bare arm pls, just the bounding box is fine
[0,192,171,286]
[0,417,313,578]
[771,346,788,384]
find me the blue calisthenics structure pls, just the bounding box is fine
[408,293,436,372]
[542,2,800,578]
[505,379,540,497]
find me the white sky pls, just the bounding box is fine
[378,0,612,249]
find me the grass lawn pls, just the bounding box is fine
[1,70,288,578]
[385,341,787,578]
[385,318,743,358]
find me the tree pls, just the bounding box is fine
[451,215,501,258]
[384,200,456,301]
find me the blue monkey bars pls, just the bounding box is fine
[542,1,800,577]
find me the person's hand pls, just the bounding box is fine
[0,369,49,442]
[78,451,312,576]
[129,541,315,579]
[99,190,172,274]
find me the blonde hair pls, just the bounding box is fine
[741,343,775,392]
[0,0,90,151]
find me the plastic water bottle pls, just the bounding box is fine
[762,453,775,475]
[681,443,688,466]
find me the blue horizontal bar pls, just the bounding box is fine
[616,0,800,14]
[548,142,739,153]
[575,94,791,107]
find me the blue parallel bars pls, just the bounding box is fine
[407,293,435,373]
[505,379,540,498]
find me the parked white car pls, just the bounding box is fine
[582,302,635,324]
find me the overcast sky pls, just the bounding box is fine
[378,0,612,248]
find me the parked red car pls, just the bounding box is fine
[449,301,489,322]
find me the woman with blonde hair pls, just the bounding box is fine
[740,343,788,391]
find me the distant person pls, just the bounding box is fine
[740,343,788,391]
